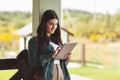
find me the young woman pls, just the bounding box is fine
[28,10,71,80]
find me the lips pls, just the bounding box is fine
[51,29,55,33]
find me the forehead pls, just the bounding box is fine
[48,19,58,23]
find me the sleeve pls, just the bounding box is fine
[28,37,39,67]
[39,53,53,66]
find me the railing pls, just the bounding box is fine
[0,58,18,70]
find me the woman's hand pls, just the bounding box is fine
[52,47,61,58]
[64,53,71,60]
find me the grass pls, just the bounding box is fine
[68,65,120,80]
[0,69,17,80]
[68,37,120,80]
[70,41,120,68]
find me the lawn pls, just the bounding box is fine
[0,69,17,80]
[70,41,120,68]
[68,41,120,80]
[68,65,120,80]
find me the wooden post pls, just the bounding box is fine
[113,48,117,69]
[81,43,85,66]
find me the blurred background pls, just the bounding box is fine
[0,0,120,80]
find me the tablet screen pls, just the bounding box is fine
[55,42,77,60]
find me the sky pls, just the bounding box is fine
[0,0,120,14]
[62,0,120,14]
[0,0,32,12]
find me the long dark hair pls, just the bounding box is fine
[36,10,63,46]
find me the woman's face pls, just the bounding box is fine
[46,19,58,36]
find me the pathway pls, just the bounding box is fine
[68,62,91,80]
[71,74,91,80]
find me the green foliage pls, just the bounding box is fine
[0,11,32,29]
[0,26,19,53]
[0,11,31,54]
[63,9,120,43]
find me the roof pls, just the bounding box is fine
[14,23,32,36]
[14,23,73,36]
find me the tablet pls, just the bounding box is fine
[55,42,77,60]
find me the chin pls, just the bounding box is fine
[51,31,55,34]
[51,32,54,34]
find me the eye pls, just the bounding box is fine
[48,22,53,25]
[55,23,58,26]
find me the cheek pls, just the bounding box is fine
[46,25,51,31]
[54,26,57,30]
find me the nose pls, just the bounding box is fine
[52,24,56,29]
